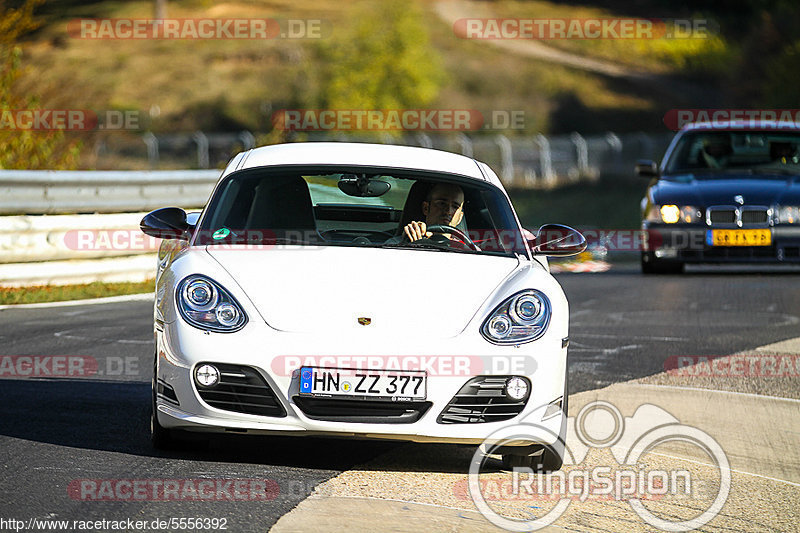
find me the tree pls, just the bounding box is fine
[0,0,81,169]
[313,0,444,115]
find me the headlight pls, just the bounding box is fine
[177,275,247,332]
[776,206,800,224]
[646,205,702,224]
[481,290,550,345]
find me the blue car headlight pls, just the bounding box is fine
[481,290,551,345]
[177,275,247,332]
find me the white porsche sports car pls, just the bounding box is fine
[141,142,585,470]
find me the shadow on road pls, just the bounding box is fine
[0,379,476,473]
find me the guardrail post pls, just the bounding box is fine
[570,132,589,179]
[494,134,514,185]
[534,134,556,186]
[456,133,473,157]
[239,130,255,150]
[414,132,433,148]
[143,132,159,169]
[192,131,209,169]
[604,131,623,175]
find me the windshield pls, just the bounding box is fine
[664,130,800,175]
[195,166,526,257]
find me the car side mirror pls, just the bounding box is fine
[186,211,201,233]
[636,159,659,177]
[529,224,587,256]
[140,207,190,240]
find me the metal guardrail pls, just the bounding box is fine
[0,170,220,215]
[0,131,673,215]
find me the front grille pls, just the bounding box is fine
[438,377,528,424]
[293,397,431,423]
[709,209,736,224]
[196,363,286,417]
[707,206,770,227]
[741,209,769,224]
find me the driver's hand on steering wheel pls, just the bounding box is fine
[403,221,431,242]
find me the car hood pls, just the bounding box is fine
[206,246,520,337]
[652,174,800,206]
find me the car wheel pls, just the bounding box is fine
[151,355,175,450]
[641,252,683,274]
[502,375,568,473]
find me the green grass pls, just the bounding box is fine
[0,279,154,305]
[11,0,720,169]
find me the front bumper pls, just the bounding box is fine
[154,321,568,448]
[642,224,800,263]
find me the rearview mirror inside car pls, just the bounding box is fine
[337,174,391,197]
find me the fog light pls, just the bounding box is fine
[195,364,219,387]
[505,376,529,401]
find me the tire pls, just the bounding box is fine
[151,355,176,450]
[151,353,208,451]
[502,374,568,473]
[641,252,683,274]
[502,445,563,472]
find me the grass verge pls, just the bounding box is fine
[0,279,154,305]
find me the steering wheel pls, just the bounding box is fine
[407,224,480,251]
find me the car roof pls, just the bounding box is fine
[680,121,800,133]
[227,142,490,181]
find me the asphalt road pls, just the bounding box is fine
[1,264,799,531]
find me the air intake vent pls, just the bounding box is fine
[293,397,431,423]
[196,363,286,417]
[438,376,528,424]
[709,209,736,224]
[740,209,768,225]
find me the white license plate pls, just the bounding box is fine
[299,367,426,401]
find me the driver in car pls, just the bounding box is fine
[403,183,465,243]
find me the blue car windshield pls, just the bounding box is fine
[665,131,800,174]
[195,166,527,257]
